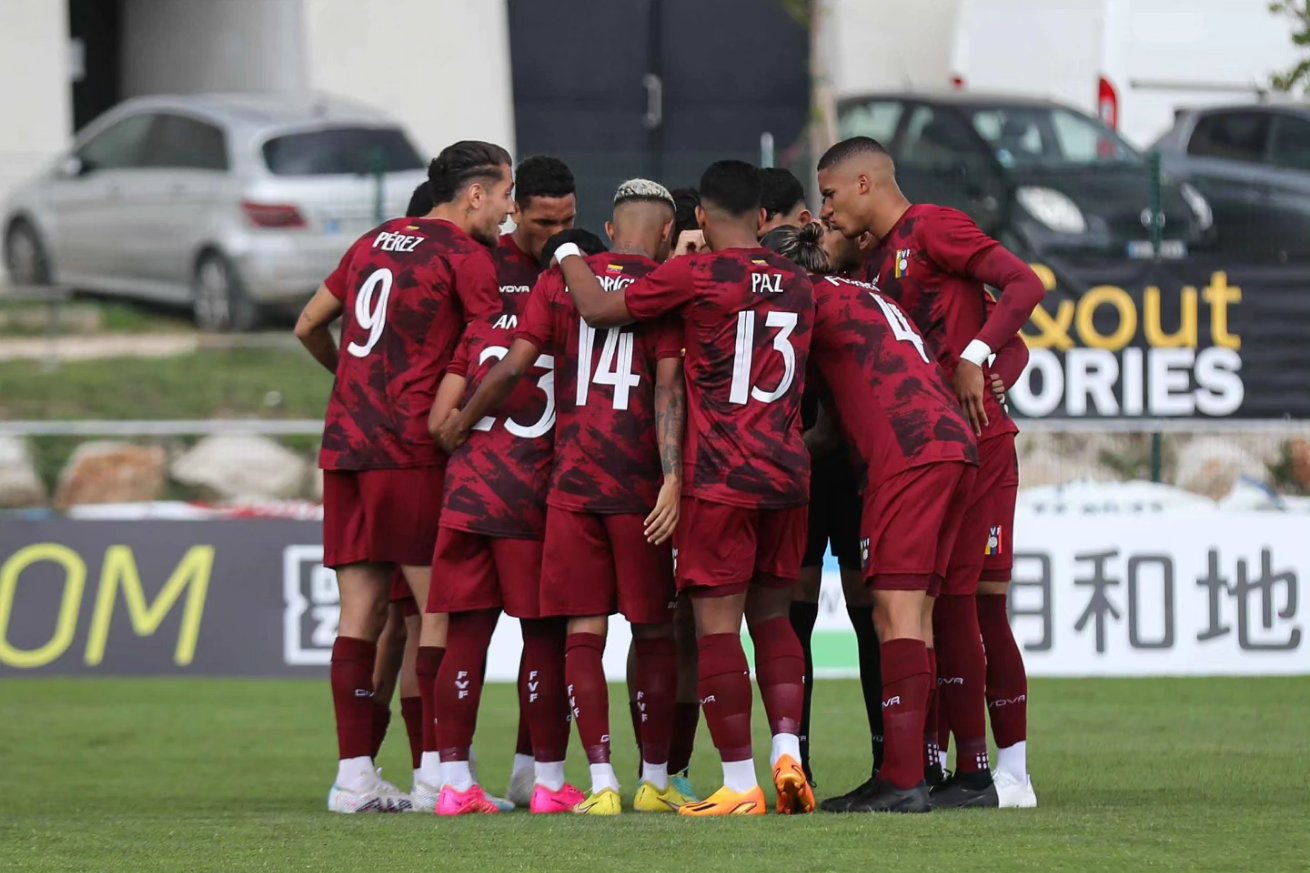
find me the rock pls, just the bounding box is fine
[1174,437,1267,502]
[0,435,48,507]
[1289,438,1310,490]
[54,442,166,508]
[1018,447,1113,490]
[171,434,309,500]
[309,466,324,501]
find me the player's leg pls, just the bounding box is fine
[370,599,405,761]
[668,596,701,799]
[506,653,535,807]
[396,608,425,796]
[975,434,1034,807]
[793,461,831,786]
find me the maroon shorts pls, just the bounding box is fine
[322,467,444,568]
[862,462,975,595]
[673,497,807,597]
[944,441,1018,596]
[427,526,543,619]
[389,570,419,618]
[540,507,675,625]
[978,433,1019,581]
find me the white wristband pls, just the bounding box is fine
[554,242,583,262]
[960,339,993,367]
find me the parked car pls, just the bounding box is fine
[837,92,1215,264]
[1153,103,1310,261]
[3,94,428,330]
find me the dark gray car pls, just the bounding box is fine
[1153,104,1310,262]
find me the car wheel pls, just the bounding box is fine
[4,219,51,285]
[193,251,259,332]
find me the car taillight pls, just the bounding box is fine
[1097,75,1119,129]
[951,74,965,90]
[241,200,306,229]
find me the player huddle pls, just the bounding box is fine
[296,134,1045,817]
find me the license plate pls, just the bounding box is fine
[1126,240,1188,260]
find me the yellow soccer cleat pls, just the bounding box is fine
[633,780,696,813]
[772,754,816,815]
[573,788,623,816]
[677,785,767,818]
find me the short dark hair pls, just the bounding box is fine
[817,136,889,171]
[699,160,761,217]
[760,168,806,220]
[540,228,606,268]
[670,186,701,240]
[428,140,512,205]
[405,181,432,218]
[514,155,575,205]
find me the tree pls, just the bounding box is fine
[1270,0,1310,93]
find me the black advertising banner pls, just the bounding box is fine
[1009,257,1310,420]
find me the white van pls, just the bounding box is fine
[948,0,1301,147]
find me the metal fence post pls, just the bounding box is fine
[371,148,386,224]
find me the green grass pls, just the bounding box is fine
[0,678,1305,872]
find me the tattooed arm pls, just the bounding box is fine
[645,355,686,545]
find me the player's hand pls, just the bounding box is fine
[988,372,1008,407]
[671,230,705,259]
[644,476,681,545]
[434,409,469,454]
[953,359,989,437]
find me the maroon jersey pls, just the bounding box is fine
[493,233,541,296]
[517,253,683,514]
[624,248,813,509]
[320,217,500,471]
[440,248,555,539]
[865,204,1019,439]
[811,274,977,486]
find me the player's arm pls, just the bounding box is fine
[437,338,541,453]
[646,355,685,545]
[428,370,468,448]
[982,293,1030,402]
[293,284,344,374]
[556,247,634,328]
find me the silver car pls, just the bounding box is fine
[3,93,428,330]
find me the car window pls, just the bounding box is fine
[899,106,979,168]
[967,105,1138,167]
[262,127,423,176]
[1187,112,1270,163]
[143,114,229,171]
[77,113,156,171]
[837,100,903,145]
[1268,115,1310,172]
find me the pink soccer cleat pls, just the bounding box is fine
[529,783,586,814]
[436,784,502,816]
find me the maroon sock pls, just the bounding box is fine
[934,594,990,774]
[434,610,498,762]
[634,636,677,766]
[565,632,610,764]
[750,616,805,737]
[370,700,391,760]
[514,652,533,757]
[629,700,643,751]
[923,647,941,772]
[878,637,930,790]
[522,618,570,763]
[668,702,700,774]
[399,696,423,770]
[696,633,753,762]
[415,645,444,754]
[330,636,377,760]
[978,592,1029,748]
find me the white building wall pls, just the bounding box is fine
[821,0,962,97]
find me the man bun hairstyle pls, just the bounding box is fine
[760,222,831,274]
[405,181,432,218]
[428,140,512,205]
[614,178,675,210]
[817,136,889,171]
[699,159,761,218]
[760,168,806,221]
[514,155,575,205]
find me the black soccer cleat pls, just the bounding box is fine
[843,779,931,814]
[818,775,880,813]
[925,762,946,789]
[929,769,999,809]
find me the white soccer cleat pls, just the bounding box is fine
[508,768,535,809]
[993,770,1038,809]
[328,771,413,814]
[485,792,517,813]
[409,779,443,813]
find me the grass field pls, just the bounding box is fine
[1,677,1305,873]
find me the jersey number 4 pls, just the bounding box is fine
[729,310,798,405]
[576,320,640,410]
[345,267,392,358]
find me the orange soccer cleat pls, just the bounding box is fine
[677,785,767,818]
[772,754,816,815]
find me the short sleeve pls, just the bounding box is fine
[453,247,503,322]
[624,255,698,322]
[446,323,481,378]
[323,239,359,299]
[514,272,557,350]
[918,207,999,277]
[652,316,684,361]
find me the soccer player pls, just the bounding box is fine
[817,136,1044,809]
[294,139,512,814]
[556,160,816,818]
[486,155,578,808]
[439,180,692,815]
[762,222,979,813]
[758,167,814,236]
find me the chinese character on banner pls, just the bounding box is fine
[1010,552,1053,652]
[1073,549,1176,654]
[1196,549,1302,651]
[1073,550,1122,654]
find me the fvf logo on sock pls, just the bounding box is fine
[528,670,540,703]
[881,695,902,709]
[455,670,470,700]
